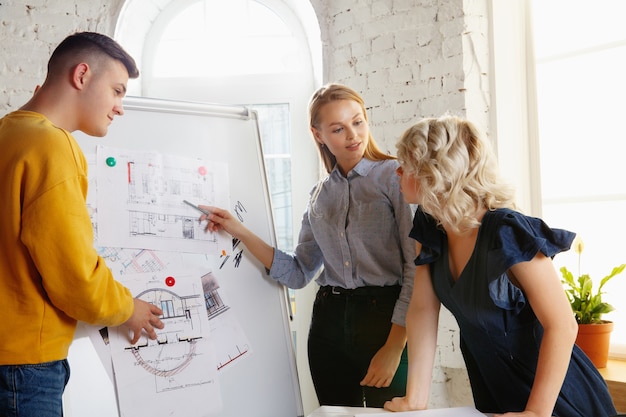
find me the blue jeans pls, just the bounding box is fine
[0,360,70,417]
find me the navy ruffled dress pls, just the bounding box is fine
[410,207,616,416]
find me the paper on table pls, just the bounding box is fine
[308,405,386,416]
[354,406,487,417]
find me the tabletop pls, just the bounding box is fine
[307,405,491,417]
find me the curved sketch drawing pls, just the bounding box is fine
[126,288,205,379]
[130,340,197,378]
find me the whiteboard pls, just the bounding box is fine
[64,97,303,417]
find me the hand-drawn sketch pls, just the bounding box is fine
[109,270,223,417]
[201,271,253,372]
[95,145,230,255]
[87,247,253,376]
[82,150,254,416]
[98,247,182,276]
[201,270,229,318]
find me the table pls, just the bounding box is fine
[307,405,491,416]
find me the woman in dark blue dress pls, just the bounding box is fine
[384,115,616,417]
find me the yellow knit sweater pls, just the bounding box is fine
[0,111,133,365]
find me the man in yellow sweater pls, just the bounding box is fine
[0,32,165,417]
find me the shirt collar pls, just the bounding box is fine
[330,158,377,179]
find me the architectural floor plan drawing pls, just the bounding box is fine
[109,270,222,417]
[128,286,204,380]
[88,248,253,379]
[94,145,230,255]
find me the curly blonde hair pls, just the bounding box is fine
[396,115,516,233]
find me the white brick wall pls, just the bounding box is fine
[309,0,490,156]
[0,0,493,410]
[0,0,123,113]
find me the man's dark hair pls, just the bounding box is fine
[48,31,139,79]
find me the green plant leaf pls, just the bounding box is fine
[560,267,575,287]
[561,260,624,324]
[598,264,626,291]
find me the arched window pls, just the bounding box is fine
[151,1,303,78]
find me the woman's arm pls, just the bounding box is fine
[496,252,578,417]
[384,243,441,411]
[360,323,407,388]
[201,205,275,270]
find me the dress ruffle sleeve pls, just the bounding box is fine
[409,207,576,314]
[486,209,575,313]
[409,206,443,265]
[488,209,576,274]
[409,207,576,271]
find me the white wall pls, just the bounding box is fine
[0,1,124,113]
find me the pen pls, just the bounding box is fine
[183,199,211,216]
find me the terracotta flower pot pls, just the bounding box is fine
[575,321,614,368]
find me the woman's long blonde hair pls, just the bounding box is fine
[396,115,516,233]
[309,83,394,174]
[307,83,396,216]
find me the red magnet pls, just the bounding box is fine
[165,276,176,287]
[198,166,207,176]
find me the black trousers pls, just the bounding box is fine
[307,285,408,407]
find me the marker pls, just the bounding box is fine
[183,200,211,216]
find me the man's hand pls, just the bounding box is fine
[123,298,164,344]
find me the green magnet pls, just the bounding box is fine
[106,157,116,167]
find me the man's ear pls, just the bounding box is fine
[71,63,90,90]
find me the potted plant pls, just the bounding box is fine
[560,236,625,368]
